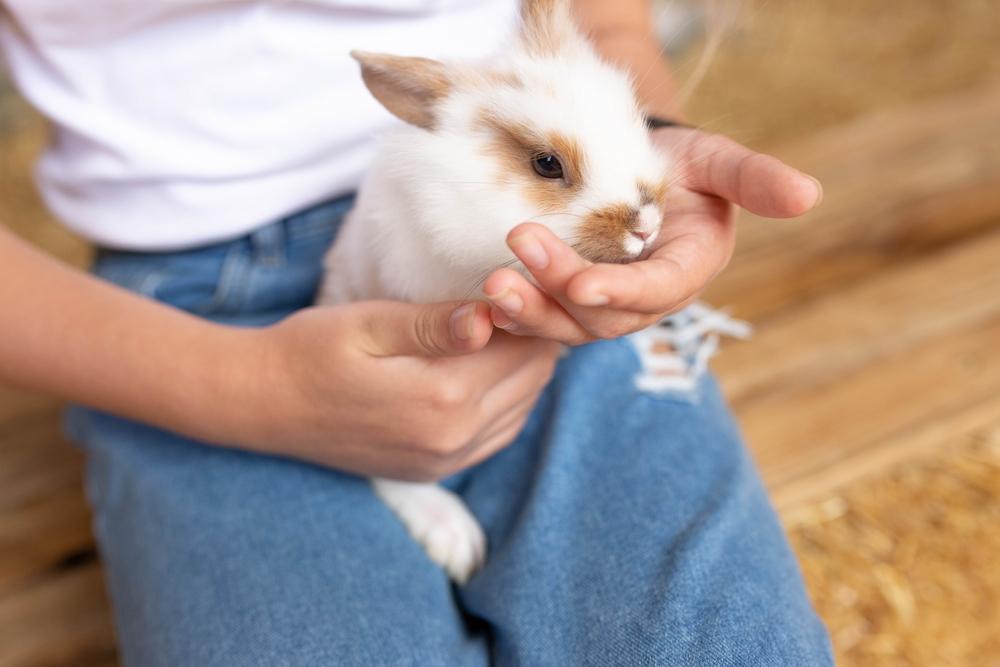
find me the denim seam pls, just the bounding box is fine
[201,243,250,315]
[252,222,287,268]
[136,270,167,299]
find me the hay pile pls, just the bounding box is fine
[785,427,1000,666]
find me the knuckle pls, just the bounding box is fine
[591,320,632,340]
[410,430,442,456]
[700,132,735,156]
[430,379,470,411]
[422,422,474,458]
[555,332,586,346]
[412,310,447,356]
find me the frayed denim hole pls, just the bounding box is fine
[624,303,752,406]
[621,335,704,406]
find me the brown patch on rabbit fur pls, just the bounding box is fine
[638,180,668,206]
[476,109,586,211]
[575,204,641,263]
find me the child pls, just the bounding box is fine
[0,0,829,663]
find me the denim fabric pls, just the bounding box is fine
[66,195,833,666]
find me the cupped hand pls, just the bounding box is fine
[242,300,560,481]
[482,128,823,344]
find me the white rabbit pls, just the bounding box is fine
[319,0,671,583]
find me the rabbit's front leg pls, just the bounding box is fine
[372,478,486,584]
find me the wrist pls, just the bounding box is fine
[177,323,279,450]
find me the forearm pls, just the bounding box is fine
[0,226,259,444]
[573,0,683,119]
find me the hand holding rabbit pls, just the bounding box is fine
[254,300,560,482]
[483,127,823,345]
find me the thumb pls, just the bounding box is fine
[354,300,494,357]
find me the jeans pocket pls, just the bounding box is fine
[93,244,232,316]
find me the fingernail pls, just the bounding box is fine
[807,175,824,206]
[485,288,524,315]
[450,303,476,341]
[490,307,518,331]
[575,290,610,307]
[509,233,549,270]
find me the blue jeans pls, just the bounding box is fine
[66,196,832,666]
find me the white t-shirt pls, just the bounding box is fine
[0,0,518,249]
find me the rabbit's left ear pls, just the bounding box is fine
[518,0,586,57]
[351,50,452,129]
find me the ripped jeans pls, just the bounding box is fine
[66,195,832,666]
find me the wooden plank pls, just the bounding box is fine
[0,409,96,596]
[714,226,1000,502]
[740,317,1000,497]
[704,83,1000,321]
[0,415,83,513]
[716,227,1000,406]
[0,386,55,431]
[0,563,116,667]
[772,399,1000,512]
[0,108,91,267]
[0,484,95,594]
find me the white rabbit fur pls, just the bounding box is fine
[318,0,672,583]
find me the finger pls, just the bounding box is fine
[679,133,822,218]
[567,215,731,314]
[355,299,493,358]
[429,332,561,399]
[456,372,551,470]
[471,386,540,455]
[422,337,557,480]
[505,222,590,299]
[457,403,535,470]
[487,223,607,341]
[483,268,593,345]
[476,337,558,419]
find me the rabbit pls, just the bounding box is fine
[318,0,671,584]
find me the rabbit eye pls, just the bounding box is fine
[532,153,564,180]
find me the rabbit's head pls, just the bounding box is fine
[352,0,669,274]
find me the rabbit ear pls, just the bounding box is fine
[351,50,452,129]
[519,0,585,56]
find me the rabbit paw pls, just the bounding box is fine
[372,479,486,584]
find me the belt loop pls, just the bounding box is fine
[250,219,286,267]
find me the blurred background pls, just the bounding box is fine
[1,1,998,665]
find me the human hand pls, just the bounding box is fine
[241,300,560,481]
[482,128,823,344]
